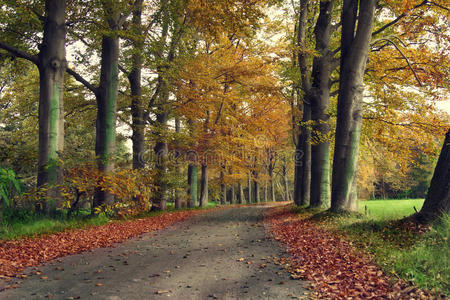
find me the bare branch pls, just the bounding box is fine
[0,41,38,64]
[66,67,98,94]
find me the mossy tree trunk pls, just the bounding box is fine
[331,0,377,212]
[187,164,198,207]
[309,0,334,208]
[93,23,121,209]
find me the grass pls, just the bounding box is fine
[0,201,219,241]
[317,199,449,296]
[359,199,424,220]
[0,212,109,241]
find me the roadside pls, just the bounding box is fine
[1,206,309,299]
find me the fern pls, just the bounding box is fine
[0,168,22,207]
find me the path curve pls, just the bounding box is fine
[1,206,309,299]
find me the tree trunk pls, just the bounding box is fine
[153,112,169,211]
[174,118,183,209]
[310,0,334,208]
[264,180,268,202]
[187,164,198,207]
[199,164,208,207]
[247,172,252,203]
[293,0,312,207]
[331,0,377,212]
[253,171,260,203]
[417,129,450,222]
[282,159,290,202]
[293,103,311,206]
[129,0,145,170]
[93,29,120,209]
[231,183,236,204]
[238,181,245,204]
[36,0,66,213]
[220,170,227,205]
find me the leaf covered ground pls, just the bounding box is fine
[265,206,443,299]
[0,210,206,278]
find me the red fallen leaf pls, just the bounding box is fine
[0,209,217,278]
[265,206,436,299]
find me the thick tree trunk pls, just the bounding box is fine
[129,0,145,170]
[36,0,66,213]
[153,110,169,211]
[238,182,245,204]
[293,0,312,207]
[199,164,208,207]
[309,0,334,208]
[231,183,236,204]
[331,0,377,212]
[417,129,450,222]
[293,103,311,206]
[187,164,198,207]
[93,31,120,209]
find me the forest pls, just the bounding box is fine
[0,0,449,299]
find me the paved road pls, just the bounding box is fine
[1,206,309,299]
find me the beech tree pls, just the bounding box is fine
[0,0,66,212]
[66,1,130,209]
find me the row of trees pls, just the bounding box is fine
[0,0,294,216]
[0,0,448,222]
[285,0,449,221]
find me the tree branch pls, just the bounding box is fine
[0,41,38,64]
[66,67,98,94]
[371,38,423,86]
[372,0,428,37]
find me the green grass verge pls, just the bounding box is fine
[0,201,219,241]
[359,199,424,220]
[0,214,109,241]
[321,199,449,296]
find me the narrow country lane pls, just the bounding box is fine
[1,206,309,300]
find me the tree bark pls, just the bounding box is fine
[231,183,236,204]
[309,0,334,208]
[294,103,311,206]
[93,18,121,209]
[187,164,198,207]
[417,129,450,222]
[199,164,209,207]
[238,181,246,204]
[331,0,377,212]
[293,0,312,207]
[34,0,67,213]
[153,106,169,210]
[129,0,145,170]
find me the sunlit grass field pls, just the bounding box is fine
[359,199,424,220]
